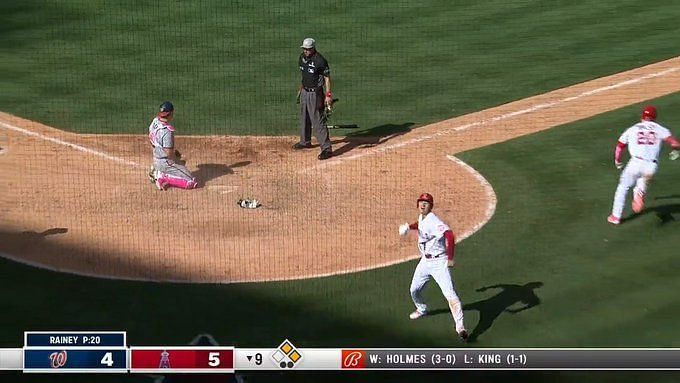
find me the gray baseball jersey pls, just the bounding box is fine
[148,117,195,182]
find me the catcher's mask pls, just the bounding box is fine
[158,101,174,117]
[417,193,434,207]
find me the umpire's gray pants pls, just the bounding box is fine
[299,89,332,151]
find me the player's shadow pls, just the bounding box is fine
[193,161,251,184]
[0,228,69,252]
[331,122,413,157]
[20,228,68,239]
[654,194,680,200]
[462,281,544,343]
[625,203,680,225]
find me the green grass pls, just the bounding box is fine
[454,94,680,348]
[2,95,680,382]
[1,0,679,135]
[3,2,680,382]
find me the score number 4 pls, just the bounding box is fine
[101,352,114,367]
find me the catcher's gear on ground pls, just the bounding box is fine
[238,198,261,209]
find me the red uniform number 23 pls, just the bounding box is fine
[636,131,657,145]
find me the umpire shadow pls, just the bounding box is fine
[624,203,680,225]
[331,122,413,157]
[193,161,251,184]
[463,281,544,342]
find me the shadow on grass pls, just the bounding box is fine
[622,203,680,225]
[0,242,667,383]
[463,282,544,343]
[331,123,413,157]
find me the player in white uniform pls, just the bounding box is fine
[148,101,198,190]
[399,193,468,341]
[608,105,680,224]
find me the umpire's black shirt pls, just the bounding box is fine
[299,52,330,90]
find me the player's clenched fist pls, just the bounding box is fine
[398,223,410,236]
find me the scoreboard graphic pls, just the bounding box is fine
[2,331,680,373]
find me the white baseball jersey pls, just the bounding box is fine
[618,121,671,162]
[417,212,450,258]
[148,117,175,160]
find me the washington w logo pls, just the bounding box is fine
[48,350,68,369]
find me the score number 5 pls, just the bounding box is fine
[208,352,221,367]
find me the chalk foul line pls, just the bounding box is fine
[0,121,143,169]
[303,66,679,173]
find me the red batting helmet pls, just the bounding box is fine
[417,193,434,207]
[642,105,656,121]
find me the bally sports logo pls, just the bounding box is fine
[341,350,365,369]
[48,350,68,369]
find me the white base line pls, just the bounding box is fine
[0,121,143,169]
[304,66,679,173]
[1,65,676,173]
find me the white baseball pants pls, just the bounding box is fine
[611,158,657,218]
[409,257,465,332]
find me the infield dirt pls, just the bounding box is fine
[1,57,679,283]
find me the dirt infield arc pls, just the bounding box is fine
[1,57,679,283]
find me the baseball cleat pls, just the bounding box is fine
[148,166,156,183]
[155,178,167,191]
[457,330,469,342]
[318,149,333,160]
[409,310,427,320]
[607,215,620,225]
[292,142,312,150]
[632,192,645,213]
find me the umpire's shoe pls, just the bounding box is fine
[318,149,333,160]
[292,142,312,150]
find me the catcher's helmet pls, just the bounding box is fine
[642,105,656,121]
[158,101,174,117]
[417,193,434,207]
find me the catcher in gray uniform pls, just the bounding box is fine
[147,101,198,190]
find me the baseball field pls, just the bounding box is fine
[2,0,680,382]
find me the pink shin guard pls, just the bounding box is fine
[158,174,198,189]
